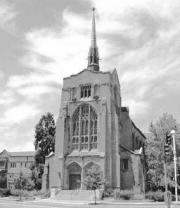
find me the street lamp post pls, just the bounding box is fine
[171,129,178,202]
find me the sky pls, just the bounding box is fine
[0,0,180,151]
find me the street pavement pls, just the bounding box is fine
[0,198,180,208]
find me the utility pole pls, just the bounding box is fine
[164,142,168,193]
[171,130,178,202]
[164,161,168,193]
[164,134,172,208]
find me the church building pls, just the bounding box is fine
[42,9,146,193]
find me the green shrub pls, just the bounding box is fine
[169,194,180,201]
[146,191,164,202]
[10,189,20,196]
[0,188,11,197]
[133,194,145,200]
[0,175,7,188]
[113,189,120,200]
[30,190,44,196]
[145,191,153,200]
[10,189,46,198]
[41,190,50,199]
[14,172,35,191]
[120,190,133,200]
[113,189,134,200]
[104,187,113,197]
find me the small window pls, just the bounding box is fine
[114,85,117,102]
[139,141,142,148]
[122,159,128,170]
[94,85,99,97]
[81,136,88,150]
[0,161,4,167]
[70,87,76,100]
[72,136,79,150]
[81,85,91,98]
[11,162,16,168]
[90,135,97,149]
[135,137,138,149]
[132,133,135,151]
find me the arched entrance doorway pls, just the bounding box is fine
[67,162,81,190]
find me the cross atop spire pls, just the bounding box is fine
[87,8,100,71]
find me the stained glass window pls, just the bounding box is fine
[71,103,97,151]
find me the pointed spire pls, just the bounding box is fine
[91,7,97,49]
[87,8,100,71]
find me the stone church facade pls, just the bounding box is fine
[42,9,146,193]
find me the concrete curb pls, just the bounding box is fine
[34,198,180,206]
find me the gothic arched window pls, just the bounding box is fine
[71,103,97,151]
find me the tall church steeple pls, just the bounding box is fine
[87,8,100,71]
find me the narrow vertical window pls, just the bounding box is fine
[70,87,76,100]
[94,84,99,97]
[90,107,97,149]
[122,159,128,170]
[80,85,91,98]
[72,107,80,150]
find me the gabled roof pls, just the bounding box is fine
[0,149,35,157]
[0,149,9,158]
[131,120,146,140]
[8,151,35,157]
[120,107,146,140]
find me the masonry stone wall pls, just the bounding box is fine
[120,108,145,192]
[43,68,145,192]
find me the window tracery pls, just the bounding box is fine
[81,85,91,98]
[71,103,97,151]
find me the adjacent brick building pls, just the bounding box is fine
[42,9,146,193]
[0,150,34,189]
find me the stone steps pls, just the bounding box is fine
[53,190,94,201]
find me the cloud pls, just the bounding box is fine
[20,1,180,130]
[1,0,180,152]
[18,85,58,100]
[23,29,89,80]
[1,103,40,124]
[0,123,35,151]
[0,0,17,32]
[0,89,15,105]
[7,72,59,88]
[0,101,41,152]
[123,99,149,116]
[0,70,4,79]
[10,141,34,152]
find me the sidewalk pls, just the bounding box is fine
[34,197,180,206]
[2,196,180,206]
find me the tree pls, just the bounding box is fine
[14,171,35,201]
[145,113,179,191]
[34,112,56,164]
[84,165,105,204]
[0,170,7,188]
[30,163,44,190]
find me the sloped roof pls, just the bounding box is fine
[8,151,35,157]
[0,150,35,158]
[120,145,143,155]
[0,149,9,157]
